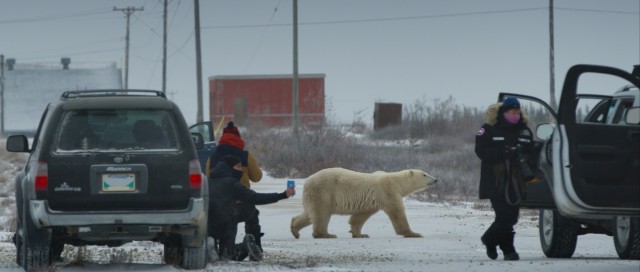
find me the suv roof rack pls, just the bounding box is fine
[61,90,167,99]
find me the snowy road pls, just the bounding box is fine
[0,176,638,271]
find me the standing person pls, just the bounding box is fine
[207,155,295,261]
[474,97,535,261]
[205,121,265,260]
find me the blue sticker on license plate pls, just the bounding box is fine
[102,173,136,192]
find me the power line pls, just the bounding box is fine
[555,7,639,14]
[17,48,123,60]
[244,0,282,73]
[201,6,639,30]
[0,9,112,25]
[202,7,548,29]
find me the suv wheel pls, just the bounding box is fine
[613,216,640,260]
[14,180,24,266]
[15,220,23,266]
[539,209,578,258]
[181,242,207,269]
[163,237,206,269]
[21,201,53,270]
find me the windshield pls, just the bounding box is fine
[55,109,180,152]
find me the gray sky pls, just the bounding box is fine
[1,0,638,125]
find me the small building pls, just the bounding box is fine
[208,74,325,127]
[1,57,122,136]
[373,102,402,131]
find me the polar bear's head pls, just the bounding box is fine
[403,169,438,195]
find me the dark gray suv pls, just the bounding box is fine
[6,90,209,271]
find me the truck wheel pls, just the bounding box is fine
[21,201,53,271]
[539,209,578,258]
[613,216,640,260]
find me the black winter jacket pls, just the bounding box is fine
[475,103,535,199]
[208,162,286,228]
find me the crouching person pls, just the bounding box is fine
[207,155,295,262]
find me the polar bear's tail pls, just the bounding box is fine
[290,211,311,239]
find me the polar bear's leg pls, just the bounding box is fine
[290,211,312,239]
[310,210,337,238]
[349,210,377,238]
[383,199,422,238]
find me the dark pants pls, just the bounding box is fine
[490,196,520,230]
[236,202,262,246]
[209,202,261,259]
[484,195,520,254]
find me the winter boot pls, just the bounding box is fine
[206,236,219,263]
[234,242,249,261]
[245,234,263,261]
[480,225,499,260]
[499,231,519,261]
[219,242,237,261]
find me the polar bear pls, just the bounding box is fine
[290,168,437,239]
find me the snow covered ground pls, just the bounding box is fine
[0,173,638,271]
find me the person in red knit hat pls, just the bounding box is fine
[205,121,262,188]
[205,121,265,261]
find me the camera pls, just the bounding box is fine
[509,145,538,183]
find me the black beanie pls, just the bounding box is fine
[221,155,242,168]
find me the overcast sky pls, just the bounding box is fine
[1,0,638,125]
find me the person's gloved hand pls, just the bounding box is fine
[284,187,296,198]
[503,145,519,160]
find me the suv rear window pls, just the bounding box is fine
[55,109,180,152]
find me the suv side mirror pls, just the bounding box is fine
[536,123,555,140]
[6,135,30,152]
[191,132,205,149]
[625,107,640,125]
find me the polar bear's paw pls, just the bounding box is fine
[290,219,300,239]
[402,231,423,238]
[312,233,337,239]
[350,232,370,238]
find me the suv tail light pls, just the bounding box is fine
[189,160,202,189]
[34,161,48,192]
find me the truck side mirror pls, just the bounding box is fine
[536,123,555,140]
[6,135,30,152]
[191,133,205,149]
[625,107,640,125]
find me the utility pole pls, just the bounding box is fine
[194,0,204,123]
[549,0,557,110]
[162,0,168,93]
[292,0,299,135]
[113,6,143,90]
[0,54,4,137]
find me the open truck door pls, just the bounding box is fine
[552,65,640,218]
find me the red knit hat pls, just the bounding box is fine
[223,122,240,136]
[219,122,245,149]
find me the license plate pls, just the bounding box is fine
[102,173,136,192]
